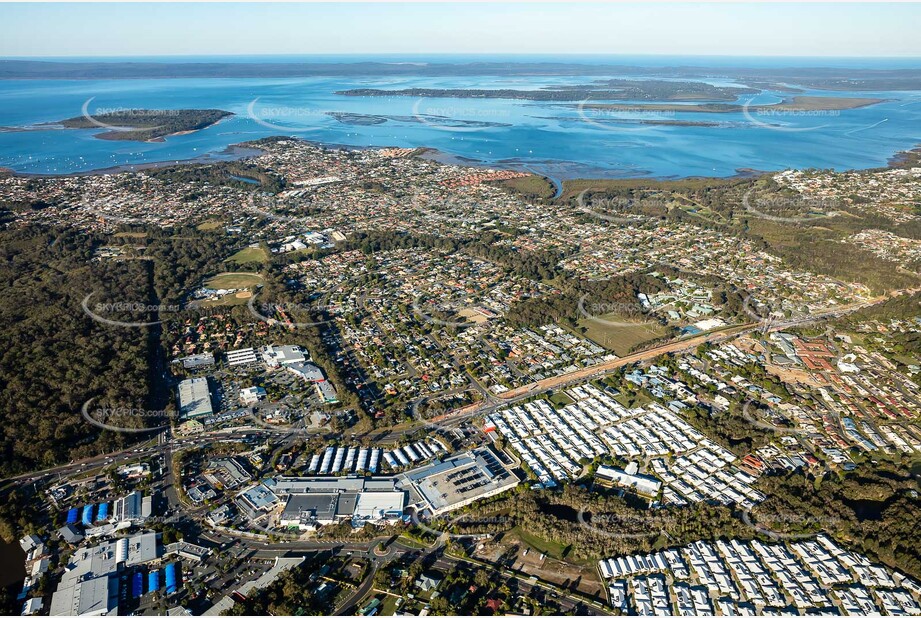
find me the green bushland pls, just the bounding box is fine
[58,109,232,141]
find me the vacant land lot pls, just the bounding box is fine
[478,528,603,597]
[577,314,667,356]
[509,526,570,560]
[548,391,575,408]
[196,220,223,231]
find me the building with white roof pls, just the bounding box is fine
[596,465,662,497]
[226,347,258,367]
[178,377,213,420]
[239,386,267,405]
[261,344,308,368]
[49,532,159,616]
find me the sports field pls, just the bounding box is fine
[204,271,264,289]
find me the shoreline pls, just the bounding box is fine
[2,144,265,178]
[2,137,918,189]
[91,112,234,143]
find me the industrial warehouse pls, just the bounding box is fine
[177,377,213,421]
[48,532,182,616]
[231,447,519,531]
[276,477,406,531]
[400,448,520,516]
[233,476,405,530]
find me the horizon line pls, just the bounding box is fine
[4,52,921,60]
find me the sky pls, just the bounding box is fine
[1,2,920,58]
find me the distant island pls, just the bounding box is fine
[3,59,921,91]
[336,80,756,102]
[54,109,232,142]
[326,111,510,128]
[536,116,722,127]
[578,96,885,113]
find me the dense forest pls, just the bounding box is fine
[437,461,921,581]
[682,398,777,457]
[504,263,749,334]
[140,225,241,305]
[147,161,286,194]
[754,464,921,580]
[432,484,752,562]
[0,221,248,477]
[841,291,921,324]
[0,226,153,476]
[58,109,232,141]
[0,482,44,543]
[505,271,669,329]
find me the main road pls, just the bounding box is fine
[424,291,907,429]
[5,289,906,487]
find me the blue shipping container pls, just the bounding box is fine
[132,572,144,599]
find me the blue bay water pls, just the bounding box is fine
[0,58,920,180]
